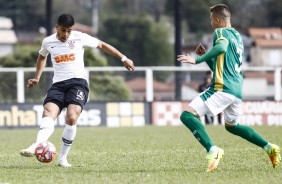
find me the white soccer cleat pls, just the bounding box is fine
[20,143,36,157]
[57,159,72,167]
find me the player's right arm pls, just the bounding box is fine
[97,41,135,71]
[80,32,135,71]
[27,54,46,88]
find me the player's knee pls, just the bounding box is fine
[42,109,56,118]
[224,118,239,131]
[66,114,78,125]
[180,106,198,120]
[180,111,196,125]
[180,111,189,122]
[225,123,237,134]
[66,106,81,125]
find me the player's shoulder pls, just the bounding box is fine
[220,27,239,34]
[213,28,224,39]
[214,27,236,38]
[214,28,227,35]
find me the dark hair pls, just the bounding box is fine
[210,4,231,19]
[57,14,74,27]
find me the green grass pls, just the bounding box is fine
[0,125,281,184]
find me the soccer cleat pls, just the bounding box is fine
[206,147,224,172]
[57,159,72,167]
[265,143,281,168]
[20,143,36,157]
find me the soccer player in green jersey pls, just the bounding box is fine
[177,4,281,172]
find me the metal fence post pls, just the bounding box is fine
[17,69,25,103]
[274,68,281,101]
[146,68,153,102]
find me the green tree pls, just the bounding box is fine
[266,0,282,27]
[84,48,108,67]
[164,0,278,33]
[0,0,93,32]
[0,0,45,31]
[89,74,131,101]
[99,15,173,66]
[165,0,211,32]
[100,0,166,22]
[0,44,107,68]
[0,44,39,67]
[144,18,173,66]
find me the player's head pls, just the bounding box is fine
[56,14,75,42]
[210,4,231,30]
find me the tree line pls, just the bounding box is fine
[0,0,281,67]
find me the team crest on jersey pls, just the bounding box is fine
[76,90,85,101]
[68,41,75,49]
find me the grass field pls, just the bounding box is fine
[0,125,281,184]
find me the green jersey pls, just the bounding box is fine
[197,27,244,99]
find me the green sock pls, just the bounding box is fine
[225,124,268,148]
[180,111,214,152]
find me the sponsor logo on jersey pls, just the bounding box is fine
[54,53,75,63]
[76,90,85,101]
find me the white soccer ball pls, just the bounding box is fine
[35,141,56,163]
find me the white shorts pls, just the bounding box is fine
[189,90,242,125]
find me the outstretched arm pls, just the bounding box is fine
[195,39,228,64]
[177,39,228,65]
[97,41,135,71]
[27,54,46,88]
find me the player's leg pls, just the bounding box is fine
[20,85,63,157]
[180,91,228,172]
[57,104,81,167]
[181,90,232,152]
[19,103,60,157]
[36,102,60,144]
[180,103,224,172]
[180,103,215,153]
[58,78,89,167]
[224,98,281,168]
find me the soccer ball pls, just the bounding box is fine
[35,141,56,163]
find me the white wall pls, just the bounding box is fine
[251,47,282,66]
[0,44,13,57]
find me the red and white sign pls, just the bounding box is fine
[240,101,282,126]
[152,101,282,126]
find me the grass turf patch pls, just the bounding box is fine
[0,125,281,184]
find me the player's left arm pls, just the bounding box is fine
[195,39,228,64]
[97,41,135,71]
[177,39,228,65]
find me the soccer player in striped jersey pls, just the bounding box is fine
[177,4,280,172]
[20,14,135,167]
